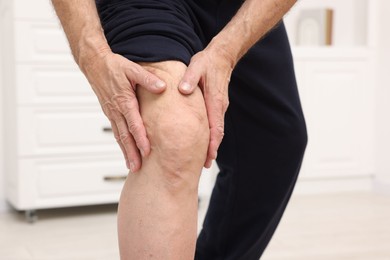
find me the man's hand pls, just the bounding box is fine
[177,0,297,168]
[178,47,233,168]
[82,50,166,172]
[51,0,168,172]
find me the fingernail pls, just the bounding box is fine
[205,160,212,168]
[130,162,135,173]
[140,148,145,157]
[181,82,191,92]
[126,160,130,170]
[155,80,165,89]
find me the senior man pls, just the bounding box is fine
[51,0,307,259]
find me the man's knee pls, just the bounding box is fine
[150,106,209,173]
[137,61,209,187]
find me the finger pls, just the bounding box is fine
[109,119,130,169]
[178,58,203,95]
[124,109,151,158]
[204,158,213,169]
[114,113,142,173]
[102,102,135,170]
[122,132,142,173]
[113,94,151,157]
[208,126,223,159]
[202,130,222,169]
[205,97,226,162]
[125,63,166,94]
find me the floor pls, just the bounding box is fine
[0,192,389,260]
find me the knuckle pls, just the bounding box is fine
[217,125,224,133]
[130,63,142,74]
[143,74,151,86]
[113,94,136,112]
[127,120,142,136]
[122,109,133,121]
[110,111,122,121]
[223,99,230,111]
[215,124,225,138]
[215,95,225,106]
[119,131,131,143]
[213,86,228,104]
[103,96,138,121]
[217,130,225,138]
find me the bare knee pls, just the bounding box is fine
[137,61,209,189]
[152,107,209,183]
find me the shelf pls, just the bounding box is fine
[285,0,369,47]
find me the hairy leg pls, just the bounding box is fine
[117,61,209,260]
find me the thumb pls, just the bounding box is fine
[125,63,167,94]
[179,60,202,95]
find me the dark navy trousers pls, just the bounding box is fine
[97,0,308,259]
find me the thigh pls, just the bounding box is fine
[96,0,204,65]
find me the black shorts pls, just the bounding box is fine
[95,0,241,65]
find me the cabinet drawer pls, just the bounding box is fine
[16,64,97,105]
[15,156,127,209]
[18,106,122,157]
[15,20,72,62]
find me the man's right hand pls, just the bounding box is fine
[81,50,167,172]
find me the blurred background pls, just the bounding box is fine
[0,0,389,259]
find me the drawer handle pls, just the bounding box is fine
[103,175,127,182]
[102,126,113,132]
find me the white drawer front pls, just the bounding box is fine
[15,20,72,62]
[16,64,97,105]
[16,156,127,209]
[18,106,122,156]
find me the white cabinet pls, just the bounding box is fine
[0,0,217,217]
[292,48,375,193]
[1,0,128,217]
[285,0,377,193]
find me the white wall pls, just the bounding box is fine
[0,91,6,213]
[0,0,10,211]
[0,24,7,212]
[373,0,390,193]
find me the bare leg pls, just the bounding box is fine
[117,61,209,260]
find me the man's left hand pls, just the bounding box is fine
[178,47,234,168]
